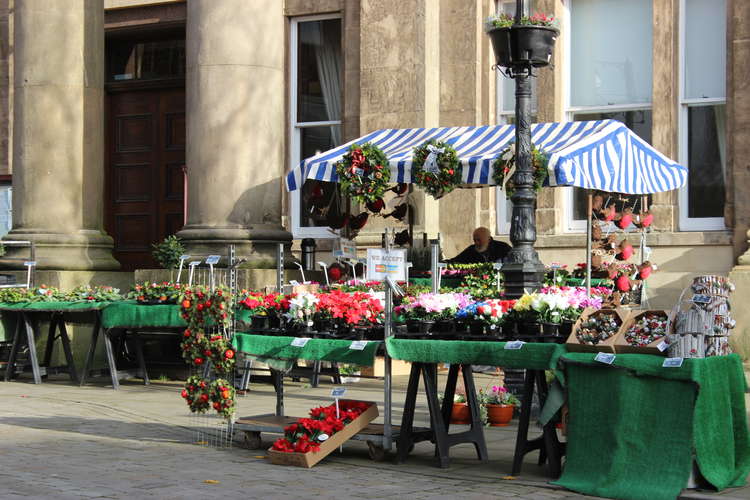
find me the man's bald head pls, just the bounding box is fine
[472,227,491,253]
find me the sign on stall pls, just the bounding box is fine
[366,248,407,282]
[334,238,358,260]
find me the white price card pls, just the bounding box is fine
[504,340,525,350]
[179,254,190,261]
[205,255,221,265]
[317,433,329,441]
[290,337,310,347]
[23,261,36,267]
[594,352,616,365]
[663,357,684,368]
[331,387,347,397]
[189,261,201,267]
[657,340,670,352]
[289,280,300,286]
[349,340,369,351]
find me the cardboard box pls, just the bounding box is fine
[267,401,379,468]
[566,308,628,353]
[614,309,670,355]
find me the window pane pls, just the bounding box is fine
[297,19,342,123]
[684,0,726,99]
[107,39,185,82]
[688,105,725,218]
[299,126,343,228]
[570,0,652,107]
[571,110,652,221]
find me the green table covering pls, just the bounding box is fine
[0,301,111,312]
[100,301,186,329]
[385,337,565,371]
[232,333,379,372]
[554,353,750,500]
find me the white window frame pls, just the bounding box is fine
[563,0,652,233]
[495,187,512,235]
[677,0,726,231]
[289,14,343,239]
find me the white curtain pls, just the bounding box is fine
[714,105,726,185]
[313,23,342,146]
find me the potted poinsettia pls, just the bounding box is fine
[485,12,559,69]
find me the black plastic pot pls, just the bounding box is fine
[541,322,559,337]
[488,25,559,69]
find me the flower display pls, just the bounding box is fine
[457,299,515,328]
[315,289,384,326]
[0,285,64,303]
[179,285,232,331]
[395,292,474,322]
[65,285,122,302]
[237,290,267,316]
[129,281,184,304]
[576,310,622,345]
[480,385,520,406]
[271,401,372,454]
[335,142,391,205]
[624,312,669,347]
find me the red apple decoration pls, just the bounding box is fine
[366,198,385,213]
[616,274,631,292]
[618,212,633,230]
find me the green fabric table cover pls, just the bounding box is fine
[100,301,186,329]
[0,301,111,312]
[232,333,379,372]
[554,353,750,500]
[385,337,565,371]
[408,277,465,289]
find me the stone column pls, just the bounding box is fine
[178,0,290,265]
[0,0,118,270]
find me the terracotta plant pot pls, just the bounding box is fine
[450,402,471,425]
[486,404,514,427]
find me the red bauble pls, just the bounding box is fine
[616,274,631,292]
[618,214,633,229]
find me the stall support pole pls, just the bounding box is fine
[586,192,593,296]
[383,286,393,452]
[276,243,284,294]
[431,242,440,293]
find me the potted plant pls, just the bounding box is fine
[339,364,362,384]
[485,12,559,69]
[480,385,520,427]
[449,394,471,425]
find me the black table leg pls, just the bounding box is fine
[134,333,149,385]
[58,321,79,384]
[42,315,59,370]
[271,369,284,416]
[4,314,22,382]
[422,362,451,468]
[440,364,461,428]
[310,360,321,388]
[22,314,42,384]
[462,365,489,462]
[396,362,423,463]
[103,328,120,390]
[80,313,102,386]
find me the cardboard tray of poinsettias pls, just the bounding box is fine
[268,400,378,468]
[566,307,629,353]
[613,309,671,355]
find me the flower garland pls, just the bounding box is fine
[411,140,462,199]
[335,143,390,204]
[492,143,549,197]
[180,376,235,418]
[181,375,210,413]
[271,401,372,454]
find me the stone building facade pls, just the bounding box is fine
[0,0,748,331]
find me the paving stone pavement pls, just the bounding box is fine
[0,374,747,500]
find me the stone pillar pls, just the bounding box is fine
[0,0,118,270]
[178,0,290,265]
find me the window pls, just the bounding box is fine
[494,0,536,234]
[289,16,343,238]
[678,0,726,230]
[565,0,653,231]
[107,39,185,82]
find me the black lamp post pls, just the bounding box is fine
[487,0,558,299]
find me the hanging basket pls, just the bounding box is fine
[488,25,559,69]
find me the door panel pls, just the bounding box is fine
[106,88,185,271]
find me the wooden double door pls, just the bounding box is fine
[106,88,185,271]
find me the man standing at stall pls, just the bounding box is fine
[449,227,511,264]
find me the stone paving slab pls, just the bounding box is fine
[0,372,748,499]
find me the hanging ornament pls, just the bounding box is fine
[616,274,631,292]
[615,240,634,261]
[618,208,633,230]
[366,198,385,213]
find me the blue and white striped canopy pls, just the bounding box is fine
[286,119,687,195]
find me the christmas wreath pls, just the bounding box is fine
[335,143,390,204]
[492,143,549,197]
[412,140,462,199]
[180,285,232,331]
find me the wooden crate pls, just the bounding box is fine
[614,309,670,355]
[267,401,379,468]
[566,308,628,353]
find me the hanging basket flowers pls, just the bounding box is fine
[412,140,462,199]
[492,143,549,198]
[335,143,390,205]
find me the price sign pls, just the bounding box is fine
[335,238,357,260]
[23,261,36,267]
[205,255,221,265]
[290,337,310,347]
[504,340,525,350]
[179,254,190,261]
[663,357,684,368]
[657,340,670,352]
[349,340,369,351]
[189,261,201,267]
[594,352,616,365]
[366,248,407,281]
[331,387,347,397]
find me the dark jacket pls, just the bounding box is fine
[449,239,512,264]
